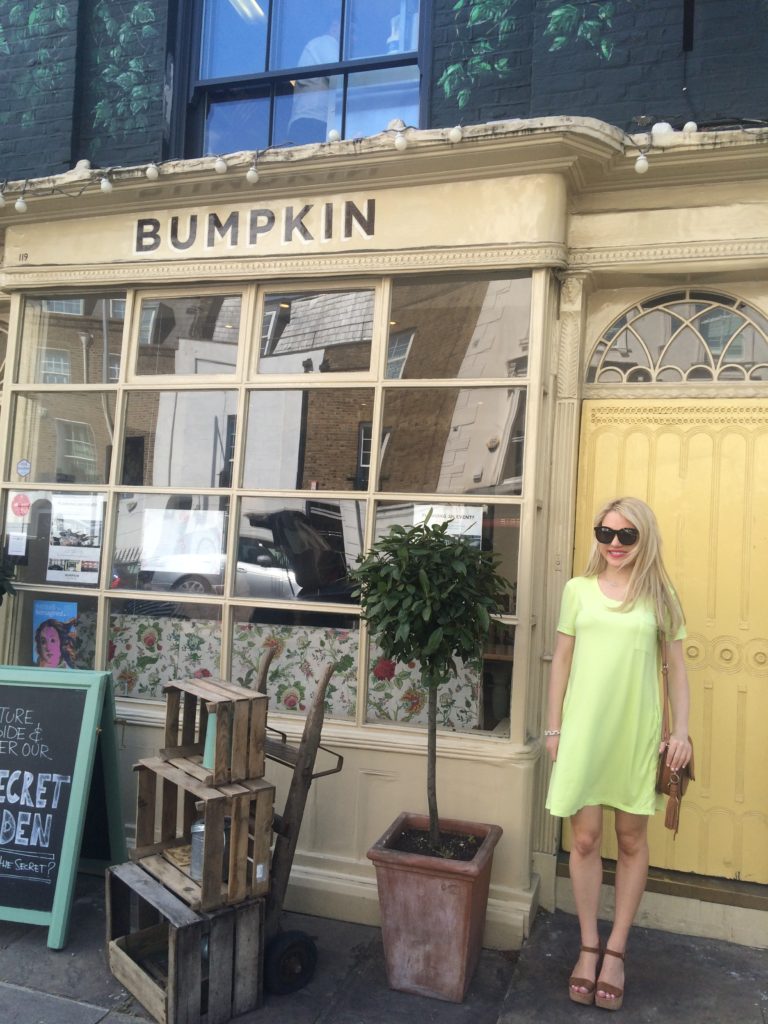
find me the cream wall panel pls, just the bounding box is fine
[114,720,538,948]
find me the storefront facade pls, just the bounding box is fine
[1,119,766,947]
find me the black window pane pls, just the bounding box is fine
[205,92,270,155]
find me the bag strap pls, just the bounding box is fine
[659,629,671,744]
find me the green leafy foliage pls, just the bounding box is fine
[351,515,510,847]
[352,518,507,689]
[437,0,520,108]
[543,1,619,59]
[0,0,72,127]
[437,0,628,107]
[87,0,161,151]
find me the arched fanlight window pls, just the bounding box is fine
[587,290,768,384]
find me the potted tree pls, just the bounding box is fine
[351,513,509,1002]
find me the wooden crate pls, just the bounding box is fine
[133,756,274,912]
[107,861,263,1024]
[161,678,267,786]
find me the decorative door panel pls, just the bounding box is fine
[564,399,768,883]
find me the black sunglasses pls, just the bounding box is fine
[594,525,639,546]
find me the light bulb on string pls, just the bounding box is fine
[447,125,463,144]
[15,196,28,213]
[100,175,113,193]
[327,128,340,143]
[145,162,160,180]
[394,131,408,151]
[246,162,259,185]
[634,153,649,174]
[214,157,228,174]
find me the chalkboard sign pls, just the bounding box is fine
[0,668,126,948]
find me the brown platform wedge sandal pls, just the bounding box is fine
[595,948,624,1011]
[568,944,601,1006]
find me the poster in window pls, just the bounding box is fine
[46,494,104,584]
[140,508,225,576]
[32,600,78,669]
[413,503,483,545]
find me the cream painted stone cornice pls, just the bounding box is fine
[0,242,567,290]
[570,238,768,271]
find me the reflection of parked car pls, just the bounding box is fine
[112,511,355,602]
[146,537,298,598]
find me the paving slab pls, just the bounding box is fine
[498,909,768,1024]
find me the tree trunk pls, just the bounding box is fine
[427,683,439,847]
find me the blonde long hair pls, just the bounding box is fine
[584,496,685,636]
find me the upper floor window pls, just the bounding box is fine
[587,290,768,384]
[192,0,422,154]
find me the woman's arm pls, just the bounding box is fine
[545,631,575,762]
[662,638,693,772]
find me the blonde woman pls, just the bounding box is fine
[545,497,692,1011]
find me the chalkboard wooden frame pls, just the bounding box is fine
[0,667,126,948]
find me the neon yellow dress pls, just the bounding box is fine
[545,575,685,818]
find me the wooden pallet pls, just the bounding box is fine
[160,678,267,786]
[133,756,274,912]
[107,861,263,1024]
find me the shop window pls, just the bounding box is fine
[378,386,526,495]
[17,293,126,385]
[258,291,374,373]
[0,589,98,669]
[134,295,241,375]
[243,388,375,489]
[110,493,230,596]
[587,289,768,384]
[8,393,116,485]
[107,598,223,700]
[231,606,359,721]
[387,275,532,379]
[365,503,518,732]
[2,271,524,735]
[3,490,106,590]
[237,495,362,603]
[122,390,238,487]
[191,0,422,153]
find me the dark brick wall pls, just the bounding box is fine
[3,0,767,182]
[431,0,768,131]
[0,1,80,179]
[73,0,169,169]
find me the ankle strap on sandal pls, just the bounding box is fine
[603,948,625,960]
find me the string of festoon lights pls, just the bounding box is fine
[0,121,467,214]
[2,116,762,210]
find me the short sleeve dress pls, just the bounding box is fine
[545,575,686,818]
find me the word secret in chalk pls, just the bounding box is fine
[0,771,72,849]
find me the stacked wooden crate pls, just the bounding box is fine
[107,678,274,1024]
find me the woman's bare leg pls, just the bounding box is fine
[568,805,604,994]
[597,810,650,1002]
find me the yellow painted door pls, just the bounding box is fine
[565,398,768,882]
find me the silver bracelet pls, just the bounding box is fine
[544,729,561,737]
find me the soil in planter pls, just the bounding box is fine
[390,827,480,861]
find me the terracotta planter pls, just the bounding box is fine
[367,811,502,1003]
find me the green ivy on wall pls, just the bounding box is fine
[438,0,625,108]
[0,1,73,130]
[84,0,162,157]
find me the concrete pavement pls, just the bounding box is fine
[0,872,765,1024]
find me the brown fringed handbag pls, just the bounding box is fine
[656,633,695,835]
